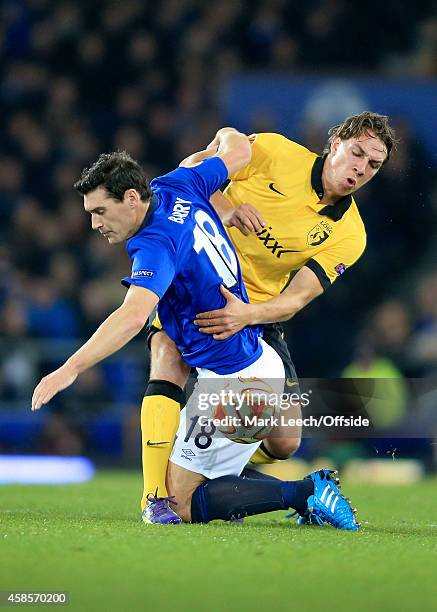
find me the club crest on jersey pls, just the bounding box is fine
[168,197,191,224]
[307,221,332,247]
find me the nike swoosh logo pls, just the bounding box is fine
[269,183,286,196]
[146,440,170,446]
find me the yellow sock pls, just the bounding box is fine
[140,382,183,510]
[248,443,280,465]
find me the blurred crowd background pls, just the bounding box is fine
[1,0,436,464]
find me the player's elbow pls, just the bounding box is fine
[294,293,313,313]
[280,291,319,322]
[131,311,150,331]
[120,306,149,334]
[122,285,159,332]
[292,291,319,316]
[124,318,148,339]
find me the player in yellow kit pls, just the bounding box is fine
[141,111,396,522]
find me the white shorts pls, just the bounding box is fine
[170,339,285,479]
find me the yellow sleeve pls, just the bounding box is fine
[229,133,292,181]
[305,234,367,290]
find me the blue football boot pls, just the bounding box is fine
[295,514,324,527]
[289,469,360,531]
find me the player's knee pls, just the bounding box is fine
[284,436,301,456]
[264,436,301,459]
[150,331,190,384]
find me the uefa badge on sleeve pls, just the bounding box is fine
[335,263,346,276]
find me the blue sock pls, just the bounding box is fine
[190,475,313,523]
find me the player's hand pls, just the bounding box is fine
[31,362,78,411]
[206,127,239,150]
[179,148,217,168]
[224,203,266,235]
[194,285,255,340]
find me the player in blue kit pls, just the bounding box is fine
[122,156,262,375]
[31,129,359,530]
[31,128,274,516]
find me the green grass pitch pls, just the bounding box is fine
[1,471,436,611]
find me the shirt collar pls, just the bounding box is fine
[311,155,353,222]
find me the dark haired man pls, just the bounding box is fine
[31,130,359,530]
[146,112,396,524]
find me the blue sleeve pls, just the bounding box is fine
[152,157,228,201]
[121,234,176,299]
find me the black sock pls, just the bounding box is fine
[238,468,313,513]
[191,475,313,523]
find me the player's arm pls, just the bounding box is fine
[248,266,323,324]
[195,232,366,339]
[194,267,323,340]
[209,127,252,175]
[180,127,251,177]
[31,285,158,410]
[180,129,265,235]
[209,129,268,232]
[209,191,265,236]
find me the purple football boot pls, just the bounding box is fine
[142,490,182,525]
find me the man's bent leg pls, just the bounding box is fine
[189,469,359,530]
[166,460,310,523]
[167,460,359,530]
[141,330,190,510]
[190,472,313,523]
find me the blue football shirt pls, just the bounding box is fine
[122,157,262,374]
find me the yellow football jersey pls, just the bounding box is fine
[224,133,366,303]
